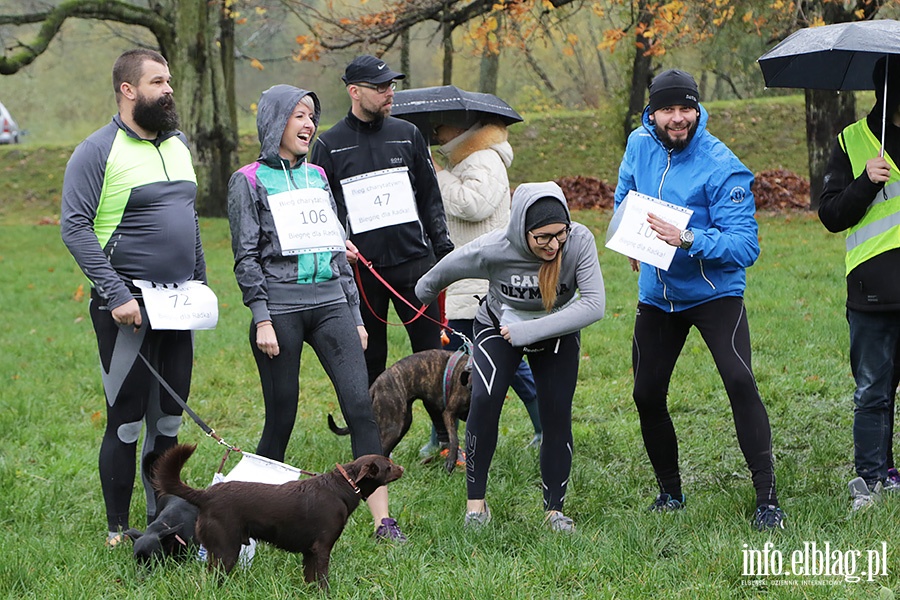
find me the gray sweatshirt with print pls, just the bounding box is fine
[416,181,605,347]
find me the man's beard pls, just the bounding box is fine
[132,93,179,134]
[655,119,697,150]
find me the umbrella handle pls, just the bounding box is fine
[882,57,888,158]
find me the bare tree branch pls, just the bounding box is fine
[0,0,170,74]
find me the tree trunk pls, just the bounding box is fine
[623,0,653,145]
[442,3,453,85]
[172,0,238,217]
[478,12,500,94]
[400,28,410,89]
[805,89,856,210]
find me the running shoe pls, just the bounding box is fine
[885,468,900,492]
[545,511,575,532]
[849,477,882,512]
[753,505,786,531]
[464,502,492,528]
[374,518,408,543]
[439,447,466,468]
[648,493,686,512]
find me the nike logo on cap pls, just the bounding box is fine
[378,63,386,70]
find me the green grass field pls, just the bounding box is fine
[2,99,898,599]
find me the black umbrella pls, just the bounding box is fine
[391,85,523,141]
[758,19,900,153]
[758,19,900,90]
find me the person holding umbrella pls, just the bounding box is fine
[614,68,784,531]
[309,56,454,400]
[416,112,543,457]
[819,55,900,511]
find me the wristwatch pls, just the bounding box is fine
[679,229,694,250]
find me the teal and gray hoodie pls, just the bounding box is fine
[227,84,361,325]
[416,181,605,347]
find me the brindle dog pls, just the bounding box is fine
[328,348,472,473]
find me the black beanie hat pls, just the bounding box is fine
[648,69,700,113]
[525,197,570,232]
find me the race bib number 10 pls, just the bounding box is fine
[133,280,219,330]
[340,167,418,234]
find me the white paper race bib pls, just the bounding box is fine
[133,280,218,330]
[267,187,345,255]
[340,167,418,234]
[605,190,693,271]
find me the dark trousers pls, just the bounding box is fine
[91,293,193,531]
[252,302,383,462]
[466,320,579,512]
[632,296,777,506]
[355,256,442,386]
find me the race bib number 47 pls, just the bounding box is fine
[340,167,418,234]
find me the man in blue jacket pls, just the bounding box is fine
[614,69,783,531]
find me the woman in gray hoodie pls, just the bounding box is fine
[227,84,406,542]
[416,181,605,531]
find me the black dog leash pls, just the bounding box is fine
[138,352,323,477]
[137,352,238,451]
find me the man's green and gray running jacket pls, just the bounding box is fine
[61,115,207,310]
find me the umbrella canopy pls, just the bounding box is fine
[391,85,523,140]
[758,19,900,91]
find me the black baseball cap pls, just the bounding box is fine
[341,55,406,85]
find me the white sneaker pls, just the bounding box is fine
[545,510,575,532]
[464,502,492,528]
[849,477,882,511]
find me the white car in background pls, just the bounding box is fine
[0,101,20,144]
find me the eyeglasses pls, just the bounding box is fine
[354,81,397,94]
[530,225,570,247]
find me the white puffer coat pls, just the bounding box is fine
[436,122,514,319]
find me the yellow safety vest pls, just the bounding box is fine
[840,120,900,275]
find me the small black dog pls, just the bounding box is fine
[124,494,199,564]
[329,348,472,472]
[123,451,199,564]
[153,444,404,588]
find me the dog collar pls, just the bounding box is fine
[336,462,365,499]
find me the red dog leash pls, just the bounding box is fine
[352,249,438,328]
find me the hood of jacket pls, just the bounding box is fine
[441,123,513,168]
[256,85,320,168]
[507,181,571,259]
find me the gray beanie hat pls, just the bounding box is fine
[648,69,700,113]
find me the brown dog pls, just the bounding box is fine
[153,444,403,588]
[329,348,472,473]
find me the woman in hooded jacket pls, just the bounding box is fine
[416,181,605,531]
[226,84,406,542]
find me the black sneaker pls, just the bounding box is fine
[648,493,685,512]
[753,505,786,531]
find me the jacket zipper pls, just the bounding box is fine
[658,150,674,312]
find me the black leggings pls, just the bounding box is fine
[632,296,777,506]
[91,293,193,531]
[466,320,579,512]
[252,302,382,462]
[355,256,442,386]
